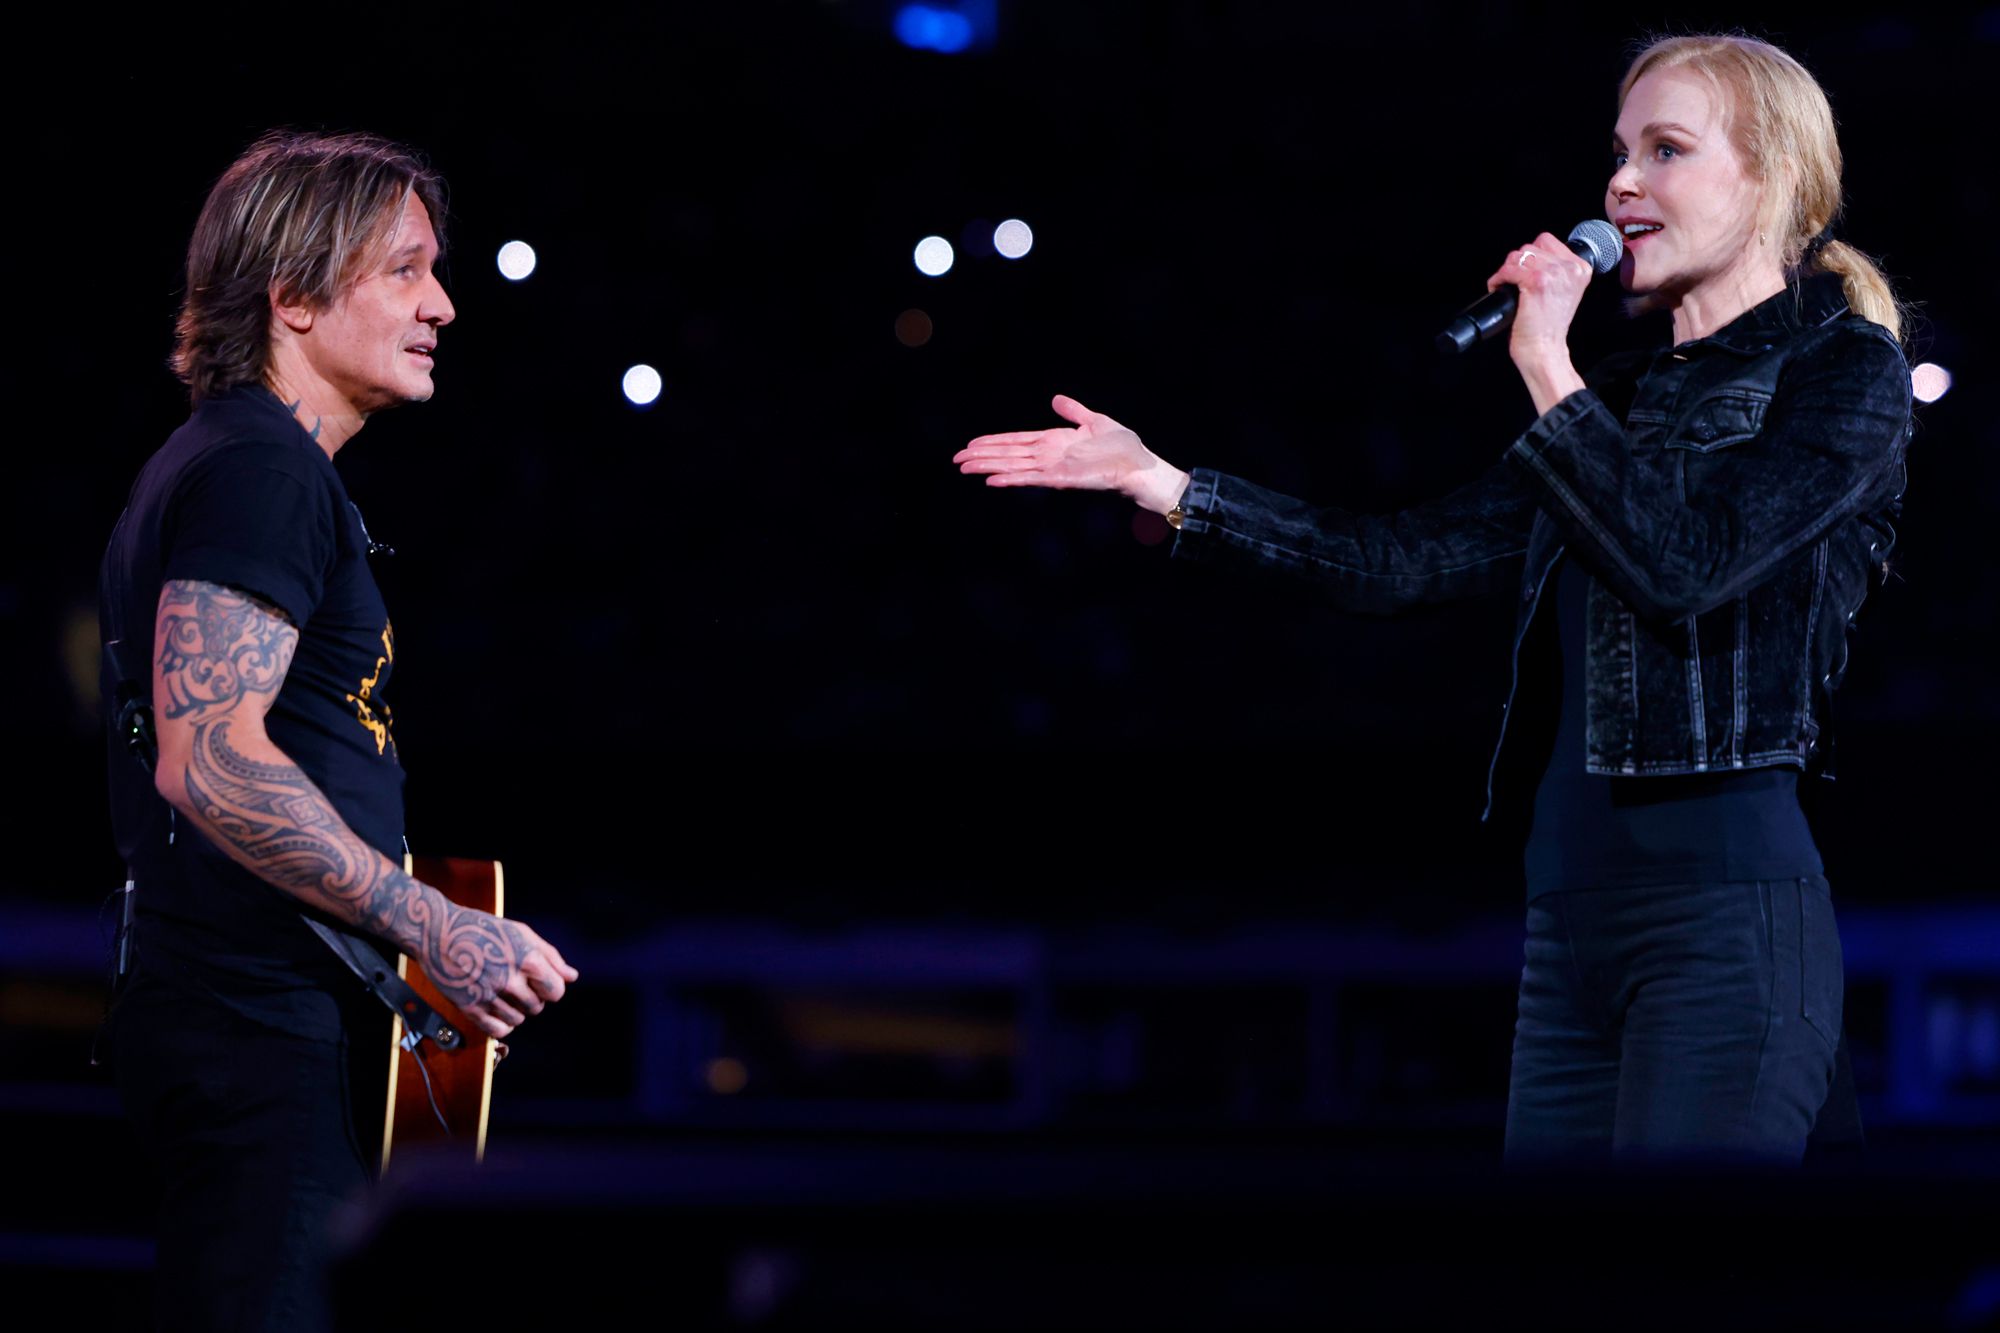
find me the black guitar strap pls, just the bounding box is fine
[103,639,461,1054]
[299,917,463,1052]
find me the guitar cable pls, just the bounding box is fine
[403,1029,456,1137]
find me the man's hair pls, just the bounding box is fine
[171,129,449,403]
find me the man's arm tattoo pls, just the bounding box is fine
[156,579,529,1011]
[156,579,295,720]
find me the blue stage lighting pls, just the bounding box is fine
[892,1,995,54]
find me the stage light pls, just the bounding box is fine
[894,4,975,53]
[895,309,934,347]
[914,235,955,277]
[496,240,536,281]
[622,364,663,407]
[704,1057,749,1095]
[993,218,1033,259]
[1912,362,1952,404]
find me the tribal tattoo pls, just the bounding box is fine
[155,579,530,1014]
[286,397,324,442]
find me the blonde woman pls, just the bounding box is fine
[953,34,1913,1165]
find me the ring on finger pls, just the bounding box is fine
[1518,250,1537,268]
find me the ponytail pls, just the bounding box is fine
[1805,238,1911,348]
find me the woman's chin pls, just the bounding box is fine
[1617,253,1651,294]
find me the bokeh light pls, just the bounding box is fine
[1131,510,1170,546]
[496,240,537,281]
[705,1057,749,1095]
[895,309,934,347]
[893,4,975,53]
[622,364,663,407]
[913,235,955,277]
[1912,362,1952,404]
[993,219,1034,259]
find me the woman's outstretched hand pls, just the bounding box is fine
[953,394,1190,515]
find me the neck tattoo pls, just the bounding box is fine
[285,398,325,442]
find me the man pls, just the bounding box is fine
[99,130,579,1331]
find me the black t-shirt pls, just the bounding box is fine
[99,383,405,1042]
[1521,548,1823,899]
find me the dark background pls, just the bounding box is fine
[3,4,1998,1320]
[10,3,1993,929]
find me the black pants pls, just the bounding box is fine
[106,973,389,1332]
[1503,872,1861,1164]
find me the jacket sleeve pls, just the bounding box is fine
[1167,454,1538,617]
[1502,321,1912,622]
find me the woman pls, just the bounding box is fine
[951,34,1915,1165]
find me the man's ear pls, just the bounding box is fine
[270,282,315,335]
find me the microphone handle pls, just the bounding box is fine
[1435,236,1598,355]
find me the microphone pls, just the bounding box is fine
[1435,220,1624,355]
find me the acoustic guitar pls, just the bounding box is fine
[379,854,508,1175]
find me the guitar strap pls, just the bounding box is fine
[298,918,464,1052]
[103,639,461,1054]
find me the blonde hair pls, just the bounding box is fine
[1616,32,1910,343]
[172,129,449,402]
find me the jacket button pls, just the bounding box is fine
[1823,673,1832,686]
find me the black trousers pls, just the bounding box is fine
[107,972,389,1332]
[1503,872,1862,1164]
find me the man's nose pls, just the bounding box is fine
[425,277,456,327]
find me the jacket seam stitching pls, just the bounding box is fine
[1510,419,1891,618]
[1685,613,1707,766]
[1733,595,1749,767]
[1187,525,1530,579]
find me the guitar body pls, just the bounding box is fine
[380,854,504,1176]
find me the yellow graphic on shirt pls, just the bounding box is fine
[346,622,397,757]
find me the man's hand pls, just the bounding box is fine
[416,905,579,1039]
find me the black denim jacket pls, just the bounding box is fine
[1171,271,1914,823]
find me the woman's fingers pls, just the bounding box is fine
[1488,247,1532,292]
[963,430,1047,448]
[1049,393,1098,425]
[960,456,1044,474]
[986,470,1048,487]
[957,437,1065,472]
[1487,238,1593,294]
[1534,232,1592,281]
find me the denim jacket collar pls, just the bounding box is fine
[1686,270,1851,355]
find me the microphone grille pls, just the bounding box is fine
[1568,219,1624,274]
